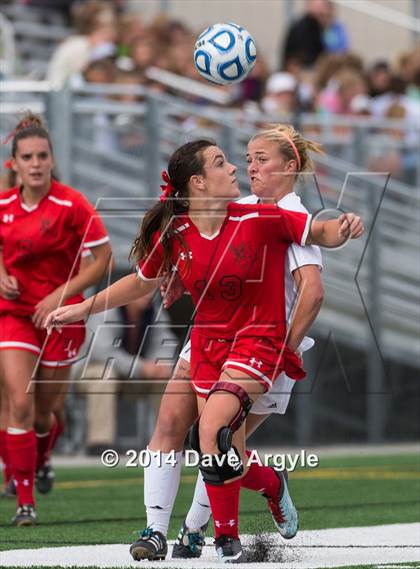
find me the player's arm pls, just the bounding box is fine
[286,265,324,353]
[44,273,159,331]
[32,241,114,328]
[307,213,364,247]
[58,242,114,301]
[255,205,363,248]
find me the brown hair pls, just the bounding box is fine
[130,139,216,273]
[11,111,53,157]
[250,124,323,174]
[72,1,115,35]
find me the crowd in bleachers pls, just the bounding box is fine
[1,0,419,183]
[39,1,419,114]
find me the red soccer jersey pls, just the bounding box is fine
[0,180,109,316]
[138,202,311,345]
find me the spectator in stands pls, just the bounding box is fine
[46,0,117,87]
[261,72,298,115]
[128,32,157,76]
[238,54,269,105]
[313,53,364,95]
[83,57,117,85]
[317,68,368,115]
[369,73,419,184]
[150,16,191,49]
[166,36,196,78]
[370,75,411,118]
[79,57,119,154]
[282,0,331,70]
[322,0,349,54]
[367,61,393,98]
[117,12,147,59]
[397,48,420,102]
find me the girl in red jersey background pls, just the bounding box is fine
[0,113,113,525]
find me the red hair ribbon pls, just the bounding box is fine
[3,159,12,169]
[2,130,16,146]
[2,121,33,146]
[160,170,176,203]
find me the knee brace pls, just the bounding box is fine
[199,445,244,485]
[208,382,252,453]
[188,382,252,454]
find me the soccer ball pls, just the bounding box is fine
[194,22,257,86]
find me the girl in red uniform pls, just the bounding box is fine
[46,140,363,561]
[0,113,113,525]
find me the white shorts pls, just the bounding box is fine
[179,336,315,415]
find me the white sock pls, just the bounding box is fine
[144,447,182,536]
[185,471,211,530]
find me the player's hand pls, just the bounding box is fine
[338,213,364,240]
[0,274,20,300]
[44,302,88,335]
[160,272,186,309]
[33,289,63,329]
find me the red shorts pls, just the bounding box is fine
[190,331,305,398]
[0,314,85,368]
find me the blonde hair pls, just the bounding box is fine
[250,124,324,174]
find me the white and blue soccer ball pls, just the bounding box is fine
[194,22,257,86]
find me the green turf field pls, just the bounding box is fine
[0,452,418,553]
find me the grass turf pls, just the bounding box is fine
[0,452,418,552]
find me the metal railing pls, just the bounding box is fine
[0,3,70,78]
[0,12,17,77]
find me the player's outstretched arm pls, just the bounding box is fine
[44,273,158,331]
[307,213,364,248]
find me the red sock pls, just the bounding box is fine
[241,450,281,499]
[6,430,37,506]
[205,479,241,539]
[0,429,13,485]
[36,416,59,470]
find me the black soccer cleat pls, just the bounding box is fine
[214,534,247,563]
[172,521,207,558]
[12,504,37,526]
[36,462,55,495]
[129,527,168,561]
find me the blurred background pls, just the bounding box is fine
[0,0,418,453]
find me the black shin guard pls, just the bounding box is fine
[199,445,243,485]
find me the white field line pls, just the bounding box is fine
[1,523,419,568]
